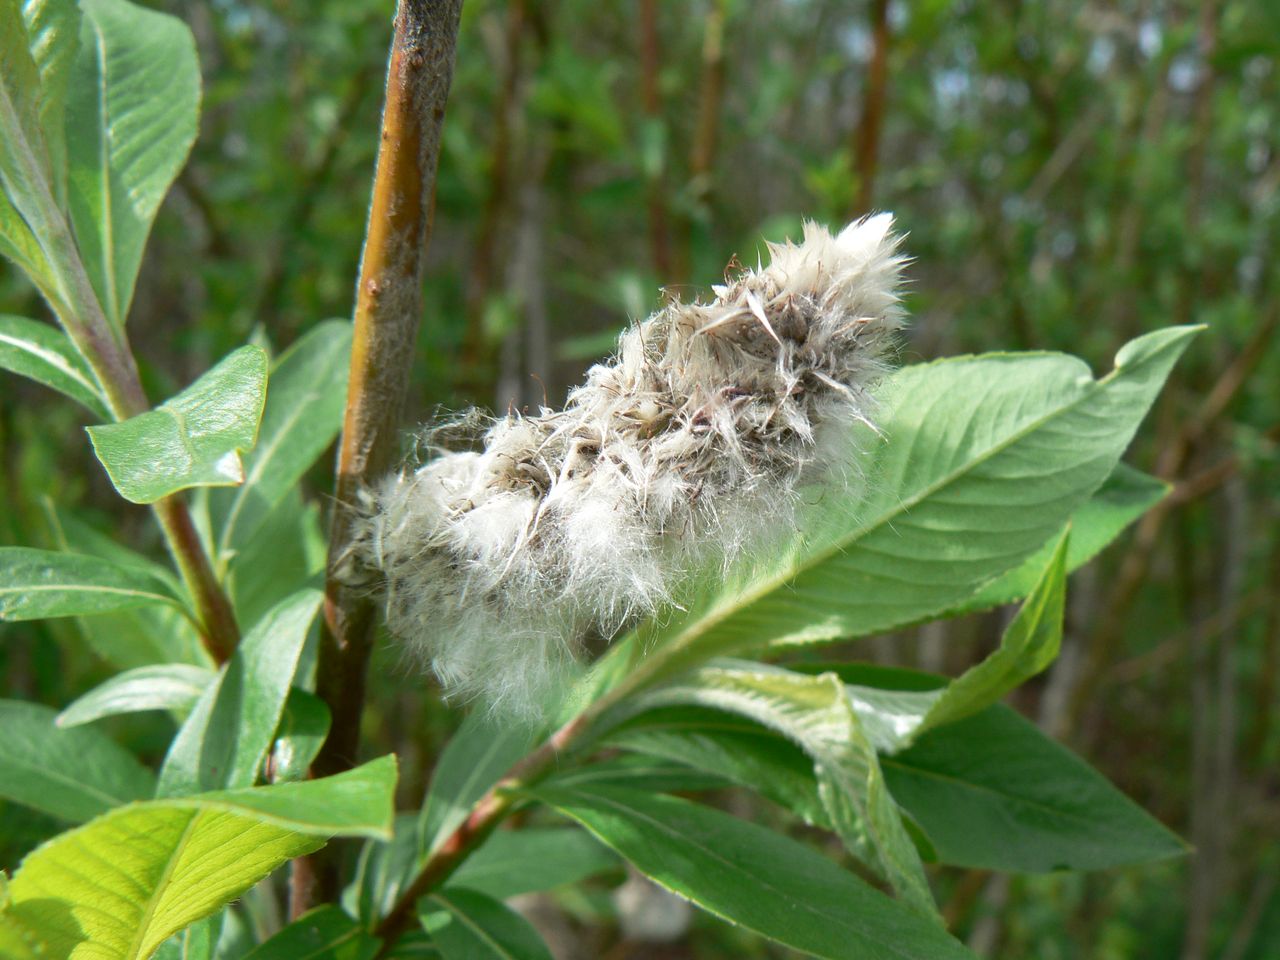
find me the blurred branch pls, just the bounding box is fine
[1244,534,1280,769]
[301,0,464,914]
[851,0,889,216]
[459,0,529,399]
[639,0,674,280]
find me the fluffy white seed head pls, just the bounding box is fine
[353,214,909,717]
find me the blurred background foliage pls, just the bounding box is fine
[2,0,1278,957]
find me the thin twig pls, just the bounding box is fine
[299,0,464,915]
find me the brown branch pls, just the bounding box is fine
[851,0,889,216]
[688,0,726,201]
[299,0,464,915]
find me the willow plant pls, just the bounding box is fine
[0,2,1196,958]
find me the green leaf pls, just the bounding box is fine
[450,827,619,900]
[0,315,108,416]
[64,0,199,327]
[158,589,322,796]
[0,700,154,823]
[604,706,829,827]
[883,705,1188,872]
[268,689,331,784]
[914,529,1068,734]
[0,546,183,621]
[56,664,212,727]
[593,327,1199,692]
[242,906,379,960]
[0,912,43,960]
[22,0,82,202]
[419,889,553,960]
[212,320,352,560]
[419,712,537,858]
[2,758,396,960]
[529,784,975,960]
[87,345,269,504]
[622,664,936,915]
[955,462,1168,614]
[226,487,325,628]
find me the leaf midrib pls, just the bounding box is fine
[124,809,200,960]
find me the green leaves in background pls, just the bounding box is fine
[421,889,553,960]
[242,906,379,960]
[64,0,199,327]
[0,757,396,960]
[0,315,108,417]
[0,700,154,824]
[212,320,353,562]
[597,326,1198,695]
[0,546,184,621]
[883,705,1187,872]
[56,664,212,728]
[87,345,269,503]
[158,589,322,796]
[532,784,975,960]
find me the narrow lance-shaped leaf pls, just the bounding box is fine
[449,827,619,900]
[883,704,1188,872]
[22,0,82,202]
[158,588,322,796]
[0,700,154,824]
[267,688,331,784]
[1,757,396,960]
[0,2,58,297]
[619,663,937,916]
[64,0,200,327]
[530,784,975,960]
[56,664,213,728]
[87,345,269,504]
[420,889,554,960]
[0,546,184,621]
[0,315,109,417]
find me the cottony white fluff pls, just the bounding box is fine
[354,214,908,717]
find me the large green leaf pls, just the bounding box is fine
[22,0,81,201]
[0,315,108,417]
[241,906,379,960]
[1,758,396,960]
[212,320,353,561]
[87,345,269,504]
[420,889,553,960]
[883,705,1188,872]
[0,700,154,823]
[63,0,199,327]
[0,546,184,621]
[450,827,619,900]
[954,462,1167,614]
[158,589,322,796]
[419,711,537,858]
[590,327,1198,695]
[56,664,212,728]
[621,664,935,915]
[530,784,975,960]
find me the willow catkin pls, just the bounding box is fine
[349,214,908,717]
